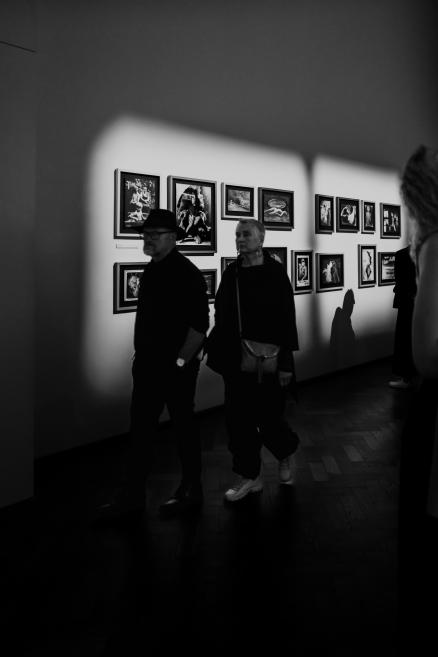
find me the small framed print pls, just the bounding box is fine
[113,262,145,313]
[221,183,254,220]
[336,197,360,233]
[221,256,237,274]
[265,246,288,270]
[115,170,160,239]
[380,203,401,238]
[361,201,376,233]
[292,250,313,294]
[201,269,217,303]
[168,175,217,255]
[316,253,344,292]
[358,244,377,288]
[378,252,396,285]
[258,187,294,230]
[315,195,334,234]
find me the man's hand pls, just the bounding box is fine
[278,370,293,387]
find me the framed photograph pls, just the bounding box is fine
[113,262,144,313]
[336,197,360,233]
[221,256,237,274]
[358,244,377,288]
[168,176,217,255]
[316,253,344,292]
[201,269,217,303]
[258,187,294,230]
[380,203,401,238]
[315,195,334,234]
[361,201,376,233]
[221,183,254,219]
[292,250,313,294]
[115,170,160,239]
[378,252,396,286]
[265,246,288,270]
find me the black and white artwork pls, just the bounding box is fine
[361,201,376,233]
[265,246,288,270]
[221,256,237,274]
[316,253,344,292]
[292,250,313,294]
[358,244,376,288]
[221,183,254,219]
[315,195,334,234]
[113,262,144,313]
[168,176,217,255]
[258,188,294,230]
[380,204,401,238]
[336,197,360,233]
[201,269,217,302]
[115,170,160,238]
[378,252,396,285]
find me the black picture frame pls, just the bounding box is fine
[292,250,313,294]
[361,201,376,234]
[115,170,160,239]
[336,197,360,233]
[265,246,288,270]
[358,244,377,288]
[168,175,217,255]
[221,256,237,274]
[380,203,401,239]
[221,183,255,220]
[316,253,344,292]
[378,252,396,285]
[315,195,334,234]
[201,269,217,303]
[113,262,145,313]
[258,187,294,231]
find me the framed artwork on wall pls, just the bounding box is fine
[221,183,255,220]
[258,187,294,230]
[380,203,401,238]
[315,194,334,234]
[221,256,237,274]
[113,262,145,313]
[291,250,313,294]
[361,201,376,234]
[336,197,360,233]
[358,244,377,288]
[378,252,396,285]
[168,175,217,255]
[316,253,344,292]
[265,246,288,270]
[115,170,160,239]
[201,269,217,302]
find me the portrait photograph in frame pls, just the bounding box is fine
[265,246,288,270]
[168,175,217,255]
[221,256,237,274]
[316,253,344,292]
[336,197,360,233]
[201,269,217,303]
[380,203,401,238]
[258,187,294,231]
[358,244,377,288]
[292,250,313,294]
[221,183,254,220]
[378,252,396,286]
[113,262,145,313]
[115,170,160,239]
[361,201,376,234]
[315,194,334,234]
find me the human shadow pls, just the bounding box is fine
[330,289,357,370]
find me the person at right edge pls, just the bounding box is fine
[397,145,438,653]
[206,219,299,502]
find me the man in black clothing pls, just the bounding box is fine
[98,209,209,520]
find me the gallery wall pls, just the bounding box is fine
[34,0,438,457]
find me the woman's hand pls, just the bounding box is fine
[278,370,293,387]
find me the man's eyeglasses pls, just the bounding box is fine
[143,230,174,240]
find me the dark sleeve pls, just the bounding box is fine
[186,267,210,335]
[278,268,299,372]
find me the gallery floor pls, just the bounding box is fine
[2,358,418,656]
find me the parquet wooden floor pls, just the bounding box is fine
[1,357,414,657]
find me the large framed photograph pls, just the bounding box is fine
[221,256,237,274]
[258,187,294,230]
[201,269,217,303]
[265,246,288,270]
[168,176,217,255]
[361,201,376,234]
[292,250,313,294]
[358,244,377,288]
[378,252,396,286]
[336,197,360,233]
[316,253,344,292]
[315,195,334,234]
[380,203,401,238]
[113,262,144,313]
[115,170,160,239]
[221,183,254,220]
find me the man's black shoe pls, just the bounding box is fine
[159,484,203,518]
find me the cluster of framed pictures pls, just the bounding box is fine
[315,195,401,238]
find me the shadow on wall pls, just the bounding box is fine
[330,289,357,370]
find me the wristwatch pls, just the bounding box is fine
[176,357,186,368]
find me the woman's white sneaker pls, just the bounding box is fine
[279,455,294,484]
[224,476,263,502]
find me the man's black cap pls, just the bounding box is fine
[136,208,177,233]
